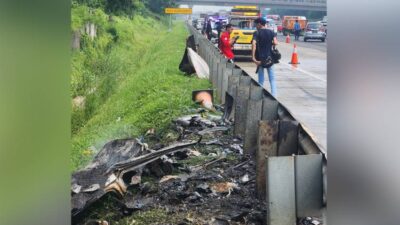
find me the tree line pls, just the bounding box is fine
[72,0,177,16]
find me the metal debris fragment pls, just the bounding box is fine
[240,174,250,184]
[82,184,100,193]
[71,184,81,194]
[159,175,180,183]
[130,175,141,185]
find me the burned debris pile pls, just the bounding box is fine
[72,106,268,225]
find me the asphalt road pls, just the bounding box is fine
[276,33,327,52]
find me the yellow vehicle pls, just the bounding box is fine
[228,6,260,56]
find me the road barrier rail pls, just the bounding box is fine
[187,23,327,225]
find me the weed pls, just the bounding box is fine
[71,16,211,170]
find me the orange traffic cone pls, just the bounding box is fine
[289,43,300,64]
[192,90,214,110]
[286,34,291,43]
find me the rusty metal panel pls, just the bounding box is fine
[234,76,251,137]
[257,120,278,199]
[295,154,323,217]
[243,99,263,156]
[278,121,299,156]
[266,156,296,225]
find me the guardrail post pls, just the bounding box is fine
[298,127,320,155]
[234,75,251,138]
[266,156,297,225]
[217,57,226,102]
[295,154,323,217]
[221,62,234,104]
[262,93,279,120]
[209,53,215,83]
[265,154,323,225]
[226,68,241,120]
[257,120,278,200]
[213,61,220,90]
[243,81,264,156]
[278,121,299,156]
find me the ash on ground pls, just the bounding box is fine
[73,110,320,225]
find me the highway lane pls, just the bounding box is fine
[276,33,327,52]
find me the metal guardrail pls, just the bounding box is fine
[186,23,327,225]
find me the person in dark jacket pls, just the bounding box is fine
[252,17,278,96]
[206,19,212,40]
[216,20,223,40]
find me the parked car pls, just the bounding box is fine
[304,22,326,42]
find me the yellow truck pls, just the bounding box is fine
[228,6,260,56]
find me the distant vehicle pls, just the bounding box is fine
[228,5,260,56]
[266,18,278,36]
[282,16,307,36]
[266,15,282,33]
[304,22,326,42]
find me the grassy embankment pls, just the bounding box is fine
[71,8,210,170]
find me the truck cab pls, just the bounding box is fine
[228,6,260,56]
[282,16,307,36]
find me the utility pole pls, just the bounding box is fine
[169,14,172,32]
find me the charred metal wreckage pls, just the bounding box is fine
[72,103,268,224]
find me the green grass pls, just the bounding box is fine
[71,21,211,171]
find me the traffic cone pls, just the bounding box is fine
[289,43,300,64]
[192,90,214,110]
[286,34,291,43]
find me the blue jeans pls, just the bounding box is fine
[258,65,277,97]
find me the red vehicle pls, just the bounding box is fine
[266,15,282,32]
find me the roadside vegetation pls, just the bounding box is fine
[71,2,211,170]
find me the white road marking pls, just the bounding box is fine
[281,63,327,82]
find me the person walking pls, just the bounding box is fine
[252,17,278,96]
[219,24,238,63]
[216,20,223,42]
[293,20,301,41]
[206,19,213,40]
